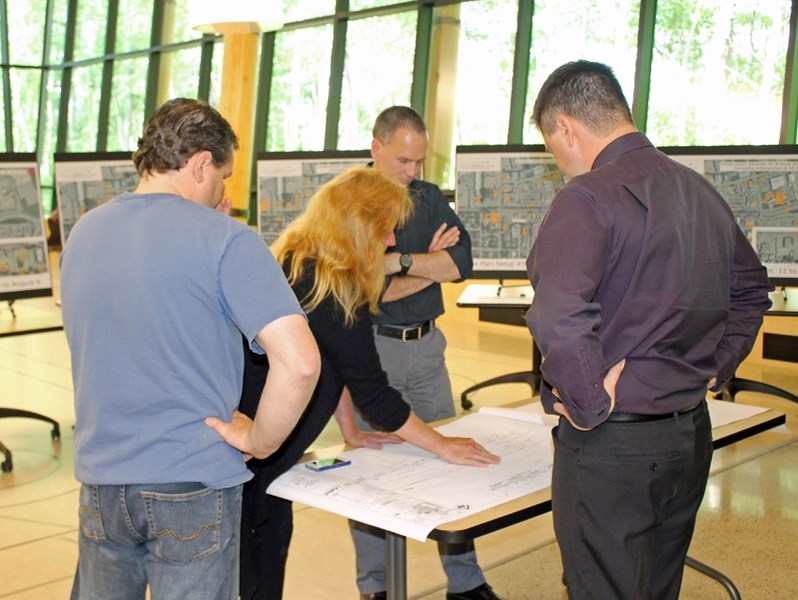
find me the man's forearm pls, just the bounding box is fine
[399,249,461,281]
[381,274,434,303]
[383,250,462,303]
[249,363,319,457]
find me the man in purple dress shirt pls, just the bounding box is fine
[526,60,772,599]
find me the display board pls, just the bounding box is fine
[0,154,52,301]
[54,152,139,244]
[455,145,567,279]
[256,150,370,245]
[457,144,798,286]
[661,145,798,287]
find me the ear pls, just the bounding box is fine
[370,138,382,161]
[190,150,213,183]
[554,116,576,146]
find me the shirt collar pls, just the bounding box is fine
[592,131,654,171]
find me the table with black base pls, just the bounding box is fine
[385,406,786,600]
[294,404,785,600]
[718,287,798,404]
[456,283,539,409]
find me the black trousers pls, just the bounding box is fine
[552,401,713,600]
[240,491,294,600]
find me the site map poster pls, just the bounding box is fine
[55,156,139,244]
[673,153,798,283]
[456,149,567,276]
[0,157,52,300]
[257,153,369,246]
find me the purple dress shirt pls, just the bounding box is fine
[526,132,772,429]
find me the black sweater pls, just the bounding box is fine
[238,261,412,524]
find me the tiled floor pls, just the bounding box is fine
[1,280,797,599]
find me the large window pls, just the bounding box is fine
[648,0,790,146]
[67,65,104,151]
[266,25,335,151]
[1,0,796,215]
[10,69,43,152]
[116,0,155,53]
[455,0,519,146]
[338,11,418,150]
[6,0,48,153]
[283,0,336,23]
[524,0,641,144]
[107,58,149,152]
[73,0,109,61]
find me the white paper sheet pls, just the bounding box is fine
[268,411,554,541]
[268,399,773,541]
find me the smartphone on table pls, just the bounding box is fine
[305,457,351,472]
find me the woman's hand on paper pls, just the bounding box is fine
[437,436,501,467]
[344,429,402,450]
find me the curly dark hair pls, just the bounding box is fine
[132,98,239,176]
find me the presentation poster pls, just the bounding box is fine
[0,156,52,301]
[257,151,369,245]
[671,152,798,283]
[456,147,567,277]
[54,153,139,244]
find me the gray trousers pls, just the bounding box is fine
[349,325,486,594]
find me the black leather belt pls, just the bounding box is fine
[375,321,433,342]
[606,401,703,423]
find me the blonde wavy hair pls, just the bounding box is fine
[271,166,413,325]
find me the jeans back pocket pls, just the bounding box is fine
[142,486,222,564]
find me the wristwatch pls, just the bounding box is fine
[398,253,413,276]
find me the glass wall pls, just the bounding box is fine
[455,0,519,145]
[107,59,149,152]
[0,0,796,213]
[648,0,790,146]
[338,11,418,150]
[524,0,640,145]
[266,25,335,151]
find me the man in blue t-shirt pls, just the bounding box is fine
[61,98,320,600]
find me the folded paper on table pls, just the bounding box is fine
[705,398,767,428]
[478,402,559,427]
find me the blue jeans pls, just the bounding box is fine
[71,482,243,600]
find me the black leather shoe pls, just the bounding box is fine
[446,582,503,600]
[360,593,387,600]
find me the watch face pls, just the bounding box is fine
[400,253,413,268]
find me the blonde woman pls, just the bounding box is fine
[237,166,499,600]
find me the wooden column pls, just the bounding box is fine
[217,29,261,221]
[424,5,460,189]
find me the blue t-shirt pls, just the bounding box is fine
[61,192,304,488]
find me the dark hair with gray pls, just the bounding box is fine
[532,60,633,136]
[132,98,239,176]
[372,106,427,143]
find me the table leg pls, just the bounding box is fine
[685,555,741,600]
[385,531,408,600]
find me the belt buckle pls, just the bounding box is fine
[401,326,420,342]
